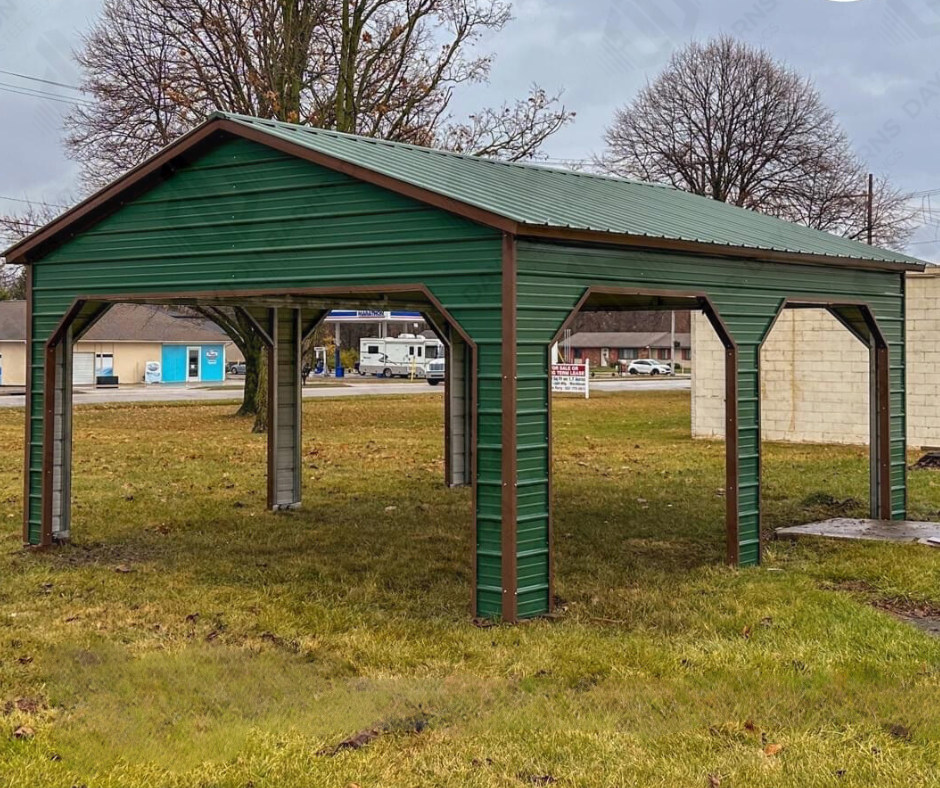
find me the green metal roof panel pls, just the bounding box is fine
[219,112,922,267]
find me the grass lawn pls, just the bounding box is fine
[1,390,940,786]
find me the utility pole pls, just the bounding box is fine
[867,172,874,245]
[670,310,676,373]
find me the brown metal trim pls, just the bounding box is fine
[517,227,923,274]
[7,115,922,277]
[470,342,479,618]
[765,298,893,521]
[37,282,483,607]
[444,338,453,487]
[6,122,228,264]
[47,284,476,354]
[214,120,519,235]
[500,233,519,623]
[876,345,893,520]
[22,265,33,544]
[546,340,555,612]
[547,284,740,567]
[71,303,115,344]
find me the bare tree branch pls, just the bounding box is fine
[597,35,915,250]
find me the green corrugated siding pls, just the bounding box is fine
[25,137,507,616]
[516,240,906,583]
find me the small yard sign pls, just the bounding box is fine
[551,361,590,398]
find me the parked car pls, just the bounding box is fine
[426,359,445,385]
[624,358,672,376]
[227,361,246,375]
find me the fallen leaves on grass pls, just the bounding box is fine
[14,697,42,714]
[886,723,912,741]
[708,775,721,787]
[318,727,381,756]
[12,725,34,740]
[522,775,556,785]
[763,743,784,757]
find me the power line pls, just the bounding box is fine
[0,194,68,209]
[0,68,84,92]
[0,83,91,107]
[0,80,95,107]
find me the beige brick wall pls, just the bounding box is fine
[0,341,26,387]
[906,271,940,448]
[691,271,940,448]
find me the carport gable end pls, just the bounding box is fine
[7,113,923,623]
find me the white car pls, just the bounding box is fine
[426,359,445,385]
[625,358,672,376]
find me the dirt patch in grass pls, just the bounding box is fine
[820,578,940,637]
[799,491,866,519]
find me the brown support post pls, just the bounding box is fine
[501,233,518,623]
[873,343,893,520]
[443,336,453,485]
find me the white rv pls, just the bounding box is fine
[358,335,444,378]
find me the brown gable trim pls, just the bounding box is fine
[5,122,229,264]
[4,117,516,265]
[5,116,921,274]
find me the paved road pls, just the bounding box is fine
[0,375,689,408]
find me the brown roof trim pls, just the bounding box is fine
[5,121,229,264]
[214,119,518,235]
[5,115,922,274]
[517,226,924,273]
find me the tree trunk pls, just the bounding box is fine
[189,306,267,427]
[238,336,266,419]
[251,347,268,433]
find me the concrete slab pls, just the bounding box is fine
[776,518,940,548]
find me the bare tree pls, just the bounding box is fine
[598,36,914,249]
[67,0,573,187]
[0,202,63,300]
[58,0,573,427]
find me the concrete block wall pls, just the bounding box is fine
[691,270,940,448]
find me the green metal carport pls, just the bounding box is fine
[5,112,924,622]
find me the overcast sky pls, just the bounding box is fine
[3,0,940,259]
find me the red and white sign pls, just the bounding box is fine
[551,360,590,398]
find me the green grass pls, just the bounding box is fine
[1,390,940,786]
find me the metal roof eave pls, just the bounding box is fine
[516,224,926,273]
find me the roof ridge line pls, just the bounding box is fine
[217,111,671,190]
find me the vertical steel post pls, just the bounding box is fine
[46,327,74,543]
[268,308,303,510]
